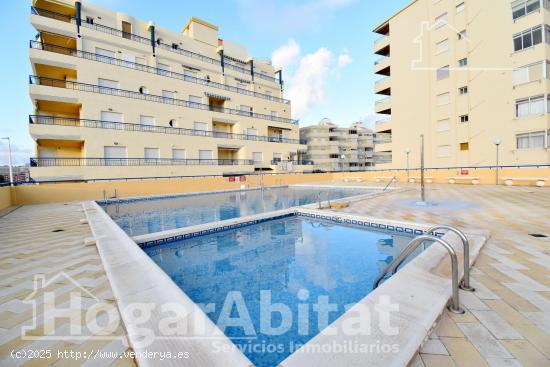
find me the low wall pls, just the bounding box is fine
[10,173,334,205]
[337,167,550,186]
[0,186,12,211]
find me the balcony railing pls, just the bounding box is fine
[375,96,391,105]
[29,41,290,104]
[29,115,302,144]
[375,76,390,86]
[31,6,281,85]
[30,157,254,167]
[271,160,313,165]
[29,76,299,125]
[375,118,391,125]
[374,56,388,65]
[374,34,389,44]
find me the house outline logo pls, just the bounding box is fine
[411,20,513,71]
[21,272,123,341]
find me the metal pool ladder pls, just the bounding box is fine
[372,225,473,314]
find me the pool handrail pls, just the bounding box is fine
[372,234,465,314]
[425,225,474,292]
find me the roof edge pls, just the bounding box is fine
[372,0,419,32]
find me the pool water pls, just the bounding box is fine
[101,186,375,236]
[144,215,417,366]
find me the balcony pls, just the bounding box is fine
[374,133,392,144]
[374,152,392,164]
[374,96,391,114]
[374,56,390,75]
[31,6,282,85]
[374,35,390,56]
[30,41,289,105]
[374,76,391,95]
[375,118,391,133]
[29,76,299,125]
[29,115,303,144]
[30,157,254,167]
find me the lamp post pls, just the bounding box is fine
[340,154,346,178]
[405,148,411,181]
[1,137,13,186]
[494,138,501,185]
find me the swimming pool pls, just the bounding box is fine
[101,186,377,236]
[143,215,419,366]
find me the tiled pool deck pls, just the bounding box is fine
[0,183,549,367]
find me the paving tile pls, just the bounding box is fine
[440,337,490,367]
[469,310,523,340]
[420,338,449,355]
[501,340,550,367]
[420,354,458,367]
[456,323,513,359]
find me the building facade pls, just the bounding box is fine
[373,0,550,169]
[29,0,306,181]
[300,118,375,171]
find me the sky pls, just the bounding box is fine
[0,0,411,165]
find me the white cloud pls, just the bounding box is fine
[272,39,353,118]
[272,38,301,70]
[337,53,353,68]
[0,142,32,166]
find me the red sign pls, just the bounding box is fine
[229,177,235,182]
[461,169,469,175]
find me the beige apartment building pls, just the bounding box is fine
[300,118,375,171]
[373,0,550,169]
[28,0,307,181]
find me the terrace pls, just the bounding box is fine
[0,174,549,367]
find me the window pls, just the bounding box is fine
[252,152,263,163]
[456,2,465,13]
[516,131,547,149]
[437,92,450,105]
[98,78,119,89]
[169,119,177,127]
[139,86,149,94]
[437,65,450,80]
[435,13,448,29]
[121,21,132,39]
[100,111,123,129]
[246,128,257,138]
[458,30,467,40]
[460,142,469,151]
[85,16,94,24]
[273,153,282,162]
[458,58,468,67]
[513,61,548,85]
[171,43,179,50]
[194,122,208,135]
[96,48,115,61]
[172,148,185,159]
[516,95,545,117]
[135,56,146,66]
[330,154,340,159]
[189,95,202,105]
[512,0,541,20]
[460,115,469,123]
[144,148,159,160]
[437,145,451,157]
[183,69,197,80]
[240,105,253,116]
[157,63,170,76]
[437,119,450,132]
[270,111,278,119]
[236,82,247,91]
[162,90,175,100]
[104,146,127,165]
[436,39,449,54]
[459,86,468,95]
[513,26,543,52]
[140,115,155,128]
[198,150,213,160]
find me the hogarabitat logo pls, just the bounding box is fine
[22,273,400,348]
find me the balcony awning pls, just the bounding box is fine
[218,144,242,150]
[268,125,292,131]
[205,92,231,101]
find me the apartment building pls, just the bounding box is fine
[28,0,306,181]
[300,118,375,171]
[373,0,550,169]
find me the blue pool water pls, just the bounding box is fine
[101,186,375,236]
[144,215,418,366]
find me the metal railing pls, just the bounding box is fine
[29,76,298,125]
[375,118,391,125]
[375,96,391,105]
[31,6,281,85]
[270,160,313,165]
[373,234,465,314]
[375,76,390,86]
[30,41,289,104]
[30,157,254,167]
[374,56,388,65]
[29,115,302,144]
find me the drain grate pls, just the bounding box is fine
[529,233,548,238]
[52,229,65,233]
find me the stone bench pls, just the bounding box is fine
[408,177,433,184]
[448,176,480,185]
[374,177,397,183]
[343,177,364,183]
[501,177,547,187]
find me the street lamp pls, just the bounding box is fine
[405,148,411,180]
[1,137,13,186]
[494,138,501,185]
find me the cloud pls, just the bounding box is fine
[236,0,357,34]
[272,38,301,70]
[358,114,379,130]
[272,40,353,118]
[0,142,32,166]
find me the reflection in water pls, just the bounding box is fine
[102,186,375,236]
[145,216,416,367]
